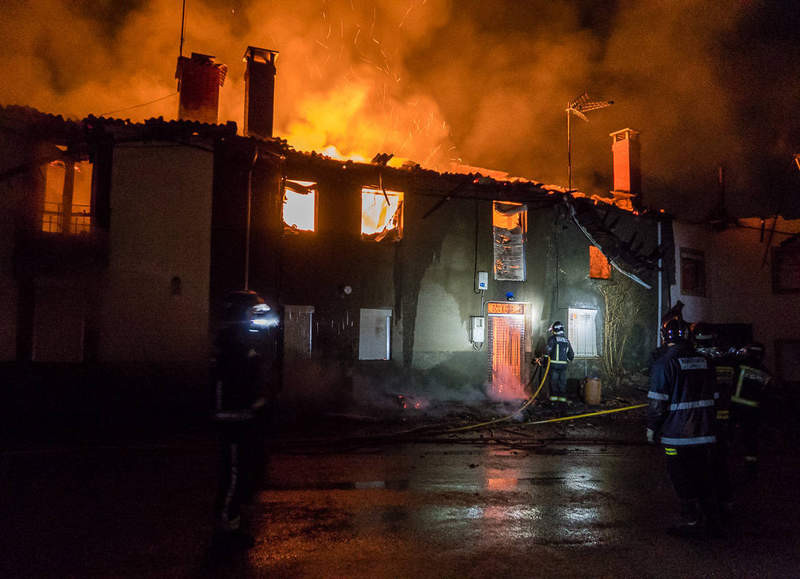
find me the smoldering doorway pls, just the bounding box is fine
[487,302,529,400]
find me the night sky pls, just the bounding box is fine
[2,0,799,219]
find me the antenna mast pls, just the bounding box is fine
[179,0,187,58]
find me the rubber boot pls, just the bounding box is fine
[667,499,702,537]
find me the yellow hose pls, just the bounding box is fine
[524,403,648,425]
[443,356,648,433]
[444,357,551,433]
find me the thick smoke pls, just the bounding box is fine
[1,0,798,218]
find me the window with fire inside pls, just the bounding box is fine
[41,157,94,235]
[361,187,404,242]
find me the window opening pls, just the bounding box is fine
[772,242,800,293]
[284,305,314,359]
[488,302,527,400]
[361,187,403,242]
[589,245,611,279]
[42,159,93,234]
[283,180,317,232]
[568,308,598,357]
[493,201,526,281]
[680,248,706,297]
[358,308,392,360]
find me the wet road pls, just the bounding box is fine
[2,421,799,577]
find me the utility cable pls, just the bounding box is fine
[98,92,179,118]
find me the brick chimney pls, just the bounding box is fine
[243,47,278,139]
[610,128,642,211]
[175,53,227,124]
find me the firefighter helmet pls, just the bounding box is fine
[740,342,765,364]
[661,318,689,343]
[692,322,714,347]
[550,321,565,335]
[222,290,277,332]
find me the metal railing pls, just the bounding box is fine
[41,203,93,234]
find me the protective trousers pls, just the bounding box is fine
[712,421,732,505]
[732,405,761,465]
[549,365,567,400]
[665,444,715,523]
[214,420,263,533]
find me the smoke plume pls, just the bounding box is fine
[1,0,798,218]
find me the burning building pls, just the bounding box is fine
[0,47,671,421]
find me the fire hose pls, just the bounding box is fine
[276,357,649,452]
[441,357,647,434]
[443,357,552,433]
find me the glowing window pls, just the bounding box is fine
[42,159,93,234]
[589,245,611,279]
[361,187,403,242]
[493,201,526,281]
[283,180,317,232]
[568,308,598,358]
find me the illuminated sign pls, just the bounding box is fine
[487,302,525,315]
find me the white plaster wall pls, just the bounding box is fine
[98,143,213,363]
[710,218,800,371]
[0,133,30,361]
[0,214,17,361]
[413,282,465,359]
[672,218,800,371]
[670,221,713,323]
[413,232,477,359]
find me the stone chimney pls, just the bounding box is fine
[175,53,227,124]
[610,128,642,211]
[243,47,279,139]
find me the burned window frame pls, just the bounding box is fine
[282,179,318,233]
[680,247,706,297]
[493,201,527,282]
[360,187,404,242]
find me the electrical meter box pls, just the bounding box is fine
[476,271,489,292]
[470,316,485,343]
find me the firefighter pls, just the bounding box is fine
[693,323,736,514]
[647,318,720,535]
[731,342,772,478]
[545,321,574,404]
[210,290,279,552]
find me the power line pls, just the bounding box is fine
[98,92,178,117]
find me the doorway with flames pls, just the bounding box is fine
[487,302,532,400]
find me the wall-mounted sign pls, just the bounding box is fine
[487,302,525,315]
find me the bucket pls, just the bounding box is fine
[583,377,602,405]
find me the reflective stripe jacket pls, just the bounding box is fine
[546,334,574,365]
[697,347,735,422]
[213,326,269,424]
[647,344,718,446]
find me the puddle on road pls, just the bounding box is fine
[265,474,601,493]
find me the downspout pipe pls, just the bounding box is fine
[244,147,259,290]
[657,220,663,347]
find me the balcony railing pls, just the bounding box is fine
[41,202,94,235]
